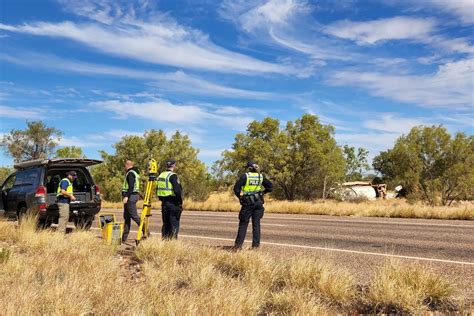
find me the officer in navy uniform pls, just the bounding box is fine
[233,161,273,249]
[156,160,183,239]
[121,160,141,243]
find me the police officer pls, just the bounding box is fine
[122,160,141,243]
[234,161,273,249]
[157,159,183,239]
[57,171,77,233]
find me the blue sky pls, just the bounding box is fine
[0,0,473,167]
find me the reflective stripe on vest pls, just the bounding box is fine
[57,178,73,197]
[122,169,140,193]
[157,171,175,197]
[242,172,263,195]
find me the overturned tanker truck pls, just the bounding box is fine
[330,181,388,201]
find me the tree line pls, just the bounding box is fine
[1,117,472,206]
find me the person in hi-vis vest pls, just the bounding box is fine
[233,161,273,249]
[156,159,183,239]
[56,171,77,233]
[121,160,141,243]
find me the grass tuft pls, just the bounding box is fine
[365,260,457,313]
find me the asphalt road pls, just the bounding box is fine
[95,209,474,296]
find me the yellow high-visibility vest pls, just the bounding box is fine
[57,178,73,197]
[122,170,140,193]
[242,172,263,195]
[157,171,176,197]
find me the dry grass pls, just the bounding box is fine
[0,218,142,315]
[102,192,474,220]
[0,218,466,314]
[186,192,473,220]
[365,260,460,314]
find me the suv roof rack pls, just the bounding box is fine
[14,158,103,170]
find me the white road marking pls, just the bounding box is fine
[100,209,473,228]
[92,227,474,266]
[179,234,474,266]
[206,220,287,227]
[182,213,474,228]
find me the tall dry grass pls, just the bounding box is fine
[0,217,142,315]
[366,260,459,313]
[0,219,466,314]
[102,192,474,220]
[187,192,473,220]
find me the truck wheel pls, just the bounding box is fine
[74,216,93,230]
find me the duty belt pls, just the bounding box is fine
[240,192,263,205]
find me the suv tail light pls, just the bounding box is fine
[35,185,47,211]
[95,185,101,206]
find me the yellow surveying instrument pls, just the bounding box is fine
[135,159,158,245]
[99,213,123,245]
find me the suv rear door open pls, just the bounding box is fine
[11,158,103,229]
[14,158,102,169]
[45,167,99,205]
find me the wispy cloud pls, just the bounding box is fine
[324,16,437,45]
[237,0,309,33]
[150,72,276,100]
[0,2,299,76]
[58,136,105,148]
[336,131,400,160]
[92,98,254,130]
[0,52,276,100]
[324,16,474,55]
[220,0,347,63]
[94,99,209,125]
[220,0,414,65]
[0,105,44,120]
[363,114,426,134]
[328,58,474,109]
[422,0,474,25]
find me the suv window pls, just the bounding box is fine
[14,168,41,187]
[45,168,92,193]
[2,174,16,190]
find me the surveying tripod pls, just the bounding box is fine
[135,159,158,245]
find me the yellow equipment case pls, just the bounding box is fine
[99,214,123,245]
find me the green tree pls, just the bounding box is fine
[0,167,13,185]
[373,125,473,205]
[219,114,345,200]
[91,130,211,202]
[0,121,62,162]
[55,146,86,158]
[343,145,369,181]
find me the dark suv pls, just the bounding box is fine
[0,158,102,229]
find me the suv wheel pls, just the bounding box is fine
[74,216,94,230]
[17,205,28,223]
[37,218,52,229]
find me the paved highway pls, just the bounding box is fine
[99,209,473,263]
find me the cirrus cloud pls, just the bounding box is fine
[327,58,474,109]
[324,16,437,45]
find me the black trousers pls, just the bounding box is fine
[161,200,182,239]
[234,201,264,248]
[122,194,140,242]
